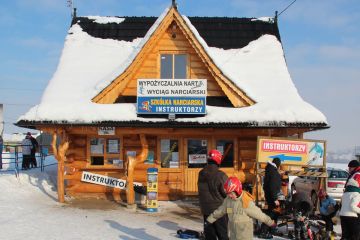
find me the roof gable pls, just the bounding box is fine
[91,6,255,107]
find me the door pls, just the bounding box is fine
[184,138,209,195]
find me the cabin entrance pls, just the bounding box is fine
[184,138,209,195]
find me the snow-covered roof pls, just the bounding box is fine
[18,7,327,128]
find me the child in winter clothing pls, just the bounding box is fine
[318,189,339,237]
[206,177,275,240]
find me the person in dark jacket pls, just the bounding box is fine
[291,190,313,240]
[198,149,229,240]
[27,132,38,168]
[259,157,282,239]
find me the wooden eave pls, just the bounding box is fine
[92,6,255,107]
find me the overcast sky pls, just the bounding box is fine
[0,0,359,152]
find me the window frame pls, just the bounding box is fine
[87,135,124,169]
[186,138,209,169]
[215,138,236,168]
[158,137,181,171]
[159,52,188,79]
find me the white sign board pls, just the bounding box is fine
[137,79,207,97]
[81,171,142,189]
[189,154,207,164]
[98,127,115,135]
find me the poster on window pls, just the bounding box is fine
[107,139,119,153]
[189,154,207,164]
[90,138,104,154]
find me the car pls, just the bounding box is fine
[290,167,349,205]
[326,167,349,201]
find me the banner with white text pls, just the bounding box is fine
[256,137,326,167]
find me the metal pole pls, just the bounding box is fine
[15,145,19,169]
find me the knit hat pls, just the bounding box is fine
[348,160,360,168]
[272,157,281,168]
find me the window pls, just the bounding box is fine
[160,139,179,168]
[160,54,187,79]
[89,137,122,168]
[187,139,208,168]
[216,139,234,167]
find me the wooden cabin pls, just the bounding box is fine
[17,5,328,203]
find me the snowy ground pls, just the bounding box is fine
[0,153,344,240]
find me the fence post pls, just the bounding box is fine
[40,145,45,172]
[15,145,19,169]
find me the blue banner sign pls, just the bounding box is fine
[137,96,206,114]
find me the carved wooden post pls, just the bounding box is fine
[126,134,148,206]
[51,131,69,203]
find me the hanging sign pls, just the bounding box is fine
[81,171,142,189]
[136,79,207,114]
[98,127,115,135]
[256,137,326,167]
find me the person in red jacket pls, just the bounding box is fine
[198,149,229,240]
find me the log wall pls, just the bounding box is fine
[59,127,307,201]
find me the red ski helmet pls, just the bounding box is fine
[208,149,223,165]
[224,177,243,196]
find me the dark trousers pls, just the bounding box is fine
[30,152,37,168]
[22,155,31,169]
[204,215,229,240]
[321,205,339,231]
[340,216,360,240]
[260,205,279,234]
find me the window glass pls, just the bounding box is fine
[338,170,349,179]
[216,140,234,167]
[89,137,121,167]
[90,138,104,154]
[187,139,207,168]
[160,54,187,79]
[91,156,104,165]
[174,54,187,79]
[160,54,173,79]
[160,139,179,168]
[106,138,120,154]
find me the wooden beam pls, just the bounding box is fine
[126,134,149,205]
[51,130,69,203]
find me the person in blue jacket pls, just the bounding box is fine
[318,189,339,236]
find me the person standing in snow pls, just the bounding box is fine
[198,149,229,240]
[27,132,38,168]
[206,176,275,240]
[259,157,282,239]
[21,134,33,170]
[0,135,3,169]
[339,160,360,240]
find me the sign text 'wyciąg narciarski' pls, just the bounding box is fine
[136,79,207,114]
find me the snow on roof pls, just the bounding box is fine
[18,9,327,126]
[85,16,125,24]
[251,17,274,23]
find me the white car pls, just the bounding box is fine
[291,168,349,204]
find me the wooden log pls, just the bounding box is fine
[126,134,148,205]
[52,131,69,203]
